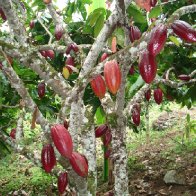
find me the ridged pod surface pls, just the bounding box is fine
[145,89,151,101]
[154,88,163,105]
[132,105,140,126]
[129,25,141,43]
[139,50,157,84]
[171,20,196,43]
[58,172,68,194]
[38,82,45,99]
[90,75,106,99]
[51,124,73,158]
[69,152,88,177]
[104,60,121,95]
[10,128,16,139]
[178,74,191,81]
[95,124,108,138]
[41,144,56,173]
[147,24,167,56]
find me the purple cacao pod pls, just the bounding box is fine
[95,124,108,138]
[58,172,68,194]
[154,88,163,105]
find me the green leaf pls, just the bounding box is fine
[169,36,181,47]
[94,14,104,37]
[186,114,190,123]
[128,75,144,96]
[95,107,106,125]
[149,6,161,18]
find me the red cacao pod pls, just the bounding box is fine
[147,24,167,56]
[45,50,55,59]
[154,88,163,105]
[38,82,45,99]
[95,124,108,138]
[29,20,35,29]
[58,172,68,194]
[129,65,134,75]
[171,20,196,43]
[104,149,111,159]
[150,0,157,7]
[43,0,52,4]
[90,75,106,99]
[104,60,121,95]
[145,89,151,101]
[103,130,112,147]
[63,119,69,129]
[65,56,75,73]
[55,24,64,41]
[100,53,109,62]
[69,152,88,177]
[129,25,141,43]
[0,8,6,21]
[132,105,140,126]
[135,0,151,12]
[139,50,157,84]
[40,50,47,58]
[178,74,191,81]
[65,43,79,54]
[51,124,73,158]
[10,128,16,139]
[41,144,56,173]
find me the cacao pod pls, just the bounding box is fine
[65,43,79,54]
[10,128,16,139]
[178,74,191,81]
[132,105,140,126]
[62,67,70,79]
[90,75,106,99]
[29,20,35,29]
[171,20,196,43]
[51,124,73,158]
[145,89,151,101]
[103,130,112,147]
[104,60,121,95]
[100,53,109,62]
[129,65,134,75]
[139,50,157,84]
[154,88,163,105]
[43,0,52,4]
[104,149,111,159]
[135,0,151,12]
[95,124,108,138]
[69,152,88,177]
[40,50,47,58]
[41,144,56,173]
[65,56,75,73]
[0,62,2,69]
[58,172,68,194]
[63,119,69,129]
[150,0,157,7]
[55,24,64,40]
[129,25,141,43]
[0,8,6,21]
[38,82,45,99]
[45,50,55,59]
[147,24,167,56]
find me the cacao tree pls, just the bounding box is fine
[0,0,195,195]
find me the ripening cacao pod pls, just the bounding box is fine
[147,24,167,56]
[10,128,16,139]
[0,8,6,21]
[145,89,151,101]
[45,50,55,59]
[104,149,111,159]
[64,119,69,129]
[65,56,75,73]
[90,75,106,99]
[95,124,108,138]
[41,144,56,173]
[178,74,191,81]
[51,124,73,158]
[58,172,68,194]
[150,0,157,7]
[43,0,52,4]
[55,24,64,40]
[62,67,70,79]
[40,50,47,58]
[29,20,35,29]
[154,88,163,105]
[103,130,112,147]
[100,53,109,62]
[65,43,79,54]
[129,65,134,75]
[38,82,45,99]
[132,105,140,126]
[171,20,196,43]
[135,0,151,12]
[129,25,141,43]
[104,60,121,95]
[139,50,157,84]
[69,152,88,177]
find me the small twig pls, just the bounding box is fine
[1,104,20,108]
[166,67,175,80]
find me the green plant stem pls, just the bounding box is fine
[103,146,109,182]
